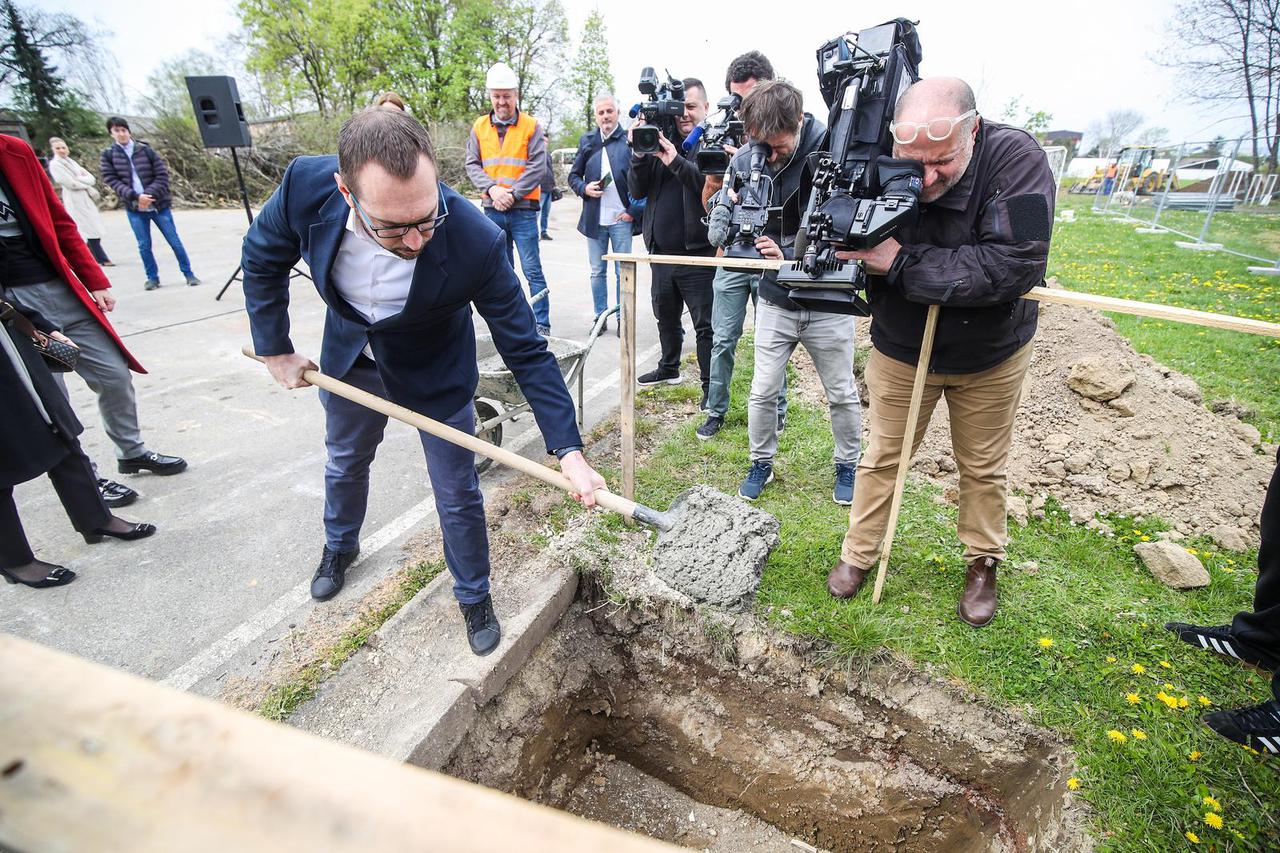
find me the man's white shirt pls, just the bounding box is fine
[330,208,417,360]
[598,127,625,227]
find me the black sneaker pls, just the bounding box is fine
[311,546,359,602]
[699,388,709,412]
[186,275,202,286]
[144,280,161,291]
[118,451,187,476]
[638,368,680,387]
[536,324,551,337]
[777,412,787,434]
[1203,699,1280,754]
[540,232,553,241]
[96,478,138,508]
[696,415,724,441]
[460,595,502,656]
[1165,622,1279,670]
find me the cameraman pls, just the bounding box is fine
[827,78,1056,629]
[628,78,713,398]
[717,81,861,506]
[698,50,788,442]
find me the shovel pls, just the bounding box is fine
[243,346,678,530]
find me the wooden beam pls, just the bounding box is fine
[0,634,680,853]
[601,253,1280,338]
[620,261,637,509]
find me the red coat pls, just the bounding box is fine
[0,135,144,373]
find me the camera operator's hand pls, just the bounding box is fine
[835,238,902,276]
[627,119,645,149]
[584,180,604,198]
[754,235,784,260]
[488,185,516,211]
[654,133,678,166]
[723,143,739,157]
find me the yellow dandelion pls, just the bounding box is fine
[1164,682,1176,690]
[1160,660,1172,668]
[1106,656,1117,663]
[1132,663,1146,675]
[1179,697,1191,708]
[1186,548,1199,556]
[1204,813,1223,830]
[1067,777,1080,791]
[1233,829,1245,840]
[1126,693,1142,705]
[1189,750,1202,761]
[1203,795,1221,812]
[1107,729,1127,743]
[1131,728,1148,740]
[1039,637,1055,649]
[1198,696,1212,706]
[1186,831,1200,843]
[1140,535,1151,541]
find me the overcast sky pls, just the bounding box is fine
[47,0,1255,147]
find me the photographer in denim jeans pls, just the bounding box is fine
[99,117,200,291]
[465,63,553,335]
[569,94,643,332]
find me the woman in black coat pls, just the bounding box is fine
[1,296,155,588]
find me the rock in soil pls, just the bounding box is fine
[1133,541,1210,589]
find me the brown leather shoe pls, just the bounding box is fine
[958,556,999,627]
[827,559,870,599]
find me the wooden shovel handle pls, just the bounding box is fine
[242,346,642,521]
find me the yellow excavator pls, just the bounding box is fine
[1071,146,1173,195]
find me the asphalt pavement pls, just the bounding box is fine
[2,196,667,695]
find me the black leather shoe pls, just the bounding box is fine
[1,560,76,588]
[118,451,187,476]
[460,595,501,656]
[97,478,138,508]
[311,546,359,602]
[83,521,157,544]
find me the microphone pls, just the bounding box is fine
[629,104,643,119]
[681,123,706,152]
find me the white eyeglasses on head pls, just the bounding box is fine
[890,109,977,145]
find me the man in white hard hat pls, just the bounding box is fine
[465,62,553,335]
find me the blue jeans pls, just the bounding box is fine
[540,196,552,234]
[125,207,194,282]
[587,221,632,317]
[321,359,491,604]
[706,267,787,419]
[484,207,550,328]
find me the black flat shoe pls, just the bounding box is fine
[83,522,157,544]
[118,451,187,476]
[460,595,502,656]
[1,561,76,588]
[312,546,360,602]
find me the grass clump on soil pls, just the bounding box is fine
[622,342,1278,851]
[1049,194,1280,441]
[258,560,445,721]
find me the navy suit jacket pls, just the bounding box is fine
[241,155,581,453]
[568,126,643,239]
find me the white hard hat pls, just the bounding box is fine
[486,63,519,90]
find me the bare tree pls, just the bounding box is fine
[1164,0,1280,170]
[1085,109,1145,156]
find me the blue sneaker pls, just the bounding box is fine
[738,461,774,501]
[833,463,856,505]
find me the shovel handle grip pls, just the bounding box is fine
[242,346,643,521]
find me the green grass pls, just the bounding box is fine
[258,560,445,721]
[1049,194,1280,441]
[624,345,1278,852]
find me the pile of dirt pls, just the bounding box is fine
[796,291,1274,550]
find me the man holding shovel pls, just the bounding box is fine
[241,108,604,656]
[827,78,1056,626]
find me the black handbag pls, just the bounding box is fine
[0,299,80,373]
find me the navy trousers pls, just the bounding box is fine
[320,358,490,605]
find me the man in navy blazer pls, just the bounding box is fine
[242,108,604,655]
[569,94,643,330]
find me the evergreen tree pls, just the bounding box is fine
[1,0,72,144]
[569,9,614,131]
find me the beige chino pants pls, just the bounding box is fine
[841,341,1034,568]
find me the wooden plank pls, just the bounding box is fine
[620,261,637,509]
[601,253,1280,338]
[0,634,680,853]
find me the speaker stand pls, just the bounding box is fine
[216,147,312,301]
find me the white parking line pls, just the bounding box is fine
[159,342,662,692]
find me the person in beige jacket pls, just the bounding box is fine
[47,137,113,266]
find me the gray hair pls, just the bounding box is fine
[593,92,617,109]
[338,108,436,189]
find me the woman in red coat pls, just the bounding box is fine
[0,134,185,507]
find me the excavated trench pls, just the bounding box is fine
[444,579,1085,852]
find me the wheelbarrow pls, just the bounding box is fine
[472,291,619,473]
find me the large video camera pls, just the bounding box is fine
[629,67,685,154]
[777,19,924,316]
[683,94,744,175]
[714,143,774,261]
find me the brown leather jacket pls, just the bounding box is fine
[869,120,1056,373]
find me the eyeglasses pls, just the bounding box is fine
[889,110,977,146]
[350,189,449,239]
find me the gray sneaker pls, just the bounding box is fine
[144,280,161,291]
[186,275,202,286]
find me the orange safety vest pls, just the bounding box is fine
[472,111,542,202]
